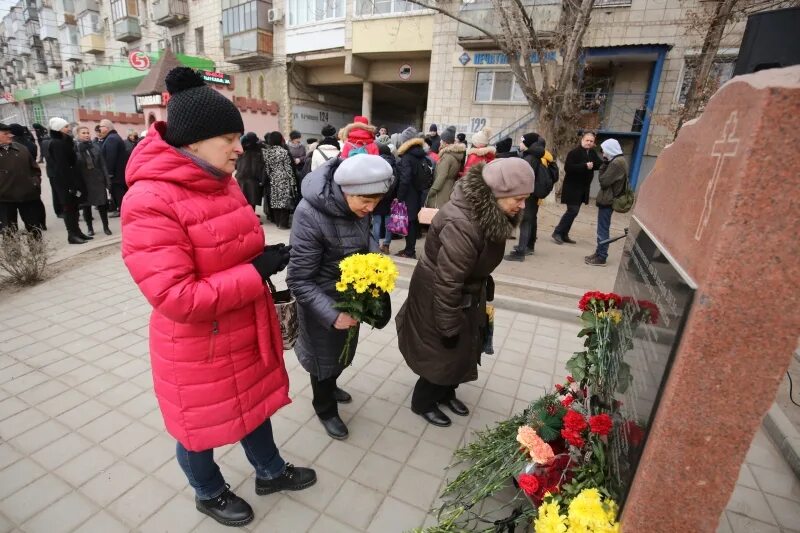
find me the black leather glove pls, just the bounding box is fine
[251,244,292,280]
[441,334,459,349]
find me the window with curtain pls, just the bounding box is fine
[172,33,185,54]
[474,71,527,103]
[356,0,423,16]
[287,0,345,27]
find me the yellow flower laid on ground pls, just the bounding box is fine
[334,253,399,364]
[534,489,620,533]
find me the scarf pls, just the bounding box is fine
[176,147,229,179]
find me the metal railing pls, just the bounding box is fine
[488,109,538,145]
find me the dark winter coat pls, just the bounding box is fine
[396,164,514,385]
[0,142,41,203]
[425,142,466,209]
[76,140,110,206]
[124,138,139,154]
[561,145,603,205]
[287,141,307,170]
[596,155,629,207]
[395,138,428,221]
[374,152,397,217]
[47,130,84,199]
[426,133,441,154]
[15,136,37,161]
[235,144,265,207]
[262,145,297,210]
[286,159,377,380]
[101,130,129,185]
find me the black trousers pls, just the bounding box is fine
[82,204,109,230]
[48,177,63,216]
[310,372,342,420]
[411,376,457,414]
[515,200,538,252]
[0,200,45,234]
[109,182,127,212]
[273,209,291,229]
[554,204,581,237]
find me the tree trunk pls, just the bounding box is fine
[677,0,739,132]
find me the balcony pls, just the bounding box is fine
[113,16,141,42]
[223,29,273,67]
[80,32,104,53]
[23,1,39,23]
[74,0,98,14]
[456,0,559,48]
[153,0,189,28]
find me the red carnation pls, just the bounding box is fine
[555,383,564,392]
[638,299,660,324]
[561,428,585,448]
[625,420,645,447]
[562,409,587,433]
[578,291,607,311]
[518,473,540,497]
[561,396,574,408]
[566,375,575,384]
[589,414,613,436]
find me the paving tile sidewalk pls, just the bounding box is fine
[1,253,798,532]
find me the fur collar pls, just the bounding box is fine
[397,137,425,155]
[468,145,496,157]
[439,142,466,155]
[456,164,515,242]
[339,122,375,140]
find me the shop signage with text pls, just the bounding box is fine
[200,70,232,86]
[134,92,170,112]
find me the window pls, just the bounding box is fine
[158,38,168,50]
[287,0,345,27]
[110,0,138,21]
[246,76,252,97]
[172,33,185,54]
[678,56,736,105]
[145,43,151,52]
[475,71,527,103]
[356,0,423,16]
[195,26,204,54]
[78,12,101,36]
[258,74,265,99]
[222,0,260,36]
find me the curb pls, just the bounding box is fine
[763,403,800,480]
[395,275,579,323]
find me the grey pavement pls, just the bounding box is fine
[1,252,798,532]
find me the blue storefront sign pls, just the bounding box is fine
[468,51,558,66]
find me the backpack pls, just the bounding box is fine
[414,157,435,190]
[344,142,369,158]
[533,160,559,199]
[612,179,635,213]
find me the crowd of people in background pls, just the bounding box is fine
[0,116,144,244]
[234,115,627,267]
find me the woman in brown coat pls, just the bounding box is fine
[396,158,535,427]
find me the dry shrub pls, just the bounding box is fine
[0,229,51,285]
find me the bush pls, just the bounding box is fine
[0,229,51,285]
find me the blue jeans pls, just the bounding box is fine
[371,214,391,246]
[176,418,286,500]
[595,206,613,260]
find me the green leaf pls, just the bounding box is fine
[616,362,633,394]
[566,354,587,382]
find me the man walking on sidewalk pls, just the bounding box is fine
[99,119,129,216]
[586,138,628,267]
[552,131,603,245]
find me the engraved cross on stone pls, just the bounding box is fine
[695,111,740,241]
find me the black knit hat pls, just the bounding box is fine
[522,132,540,148]
[164,67,244,147]
[321,124,336,137]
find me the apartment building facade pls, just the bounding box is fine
[0,0,750,186]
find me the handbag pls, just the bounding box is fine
[387,199,409,236]
[266,278,298,350]
[612,179,635,213]
[417,207,439,225]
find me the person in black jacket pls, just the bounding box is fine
[553,131,603,244]
[48,117,90,244]
[0,123,44,235]
[99,119,130,215]
[394,127,427,259]
[505,133,546,261]
[235,132,264,213]
[494,137,517,159]
[8,124,47,230]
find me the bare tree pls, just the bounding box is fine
[676,0,800,134]
[404,0,596,156]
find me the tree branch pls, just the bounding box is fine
[403,0,500,47]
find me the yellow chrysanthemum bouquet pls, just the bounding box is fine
[334,253,399,365]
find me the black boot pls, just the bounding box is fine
[439,397,470,416]
[68,234,87,245]
[195,486,254,527]
[416,406,452,427]
[255,464,317,496]
[334,387,352,404]
[103,226,112,236]
[318,415,349,440]
[86,222,95,237]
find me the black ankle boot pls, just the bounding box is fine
[195,485,254,527]
[318,415,349,440]
[68,234,87,245]
[255,464,317,495]
[103,226,112,236]
[86,225,95,237]
[77,231,93,240]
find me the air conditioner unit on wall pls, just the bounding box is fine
[267,8,283,23]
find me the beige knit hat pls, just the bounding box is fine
[471,127,493,146]
[482,158,535,198]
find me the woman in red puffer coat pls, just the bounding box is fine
[121,68,316,528]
